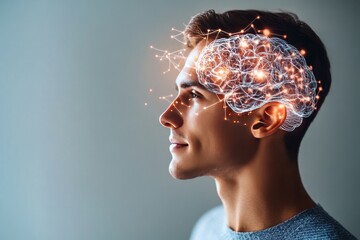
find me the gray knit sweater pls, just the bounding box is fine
[190,204,357,240]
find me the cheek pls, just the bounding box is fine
[207,116,255,162]
[187,109,231,152]
[184,104,254,158]
[207,125,240,156]
[181,109,216,156]
[185,113,207,149]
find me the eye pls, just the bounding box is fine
[190,89,200,99]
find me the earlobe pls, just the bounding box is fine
[250,103,286,138]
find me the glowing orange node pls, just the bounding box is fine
[254,70,266,81]
[263,29,271,36]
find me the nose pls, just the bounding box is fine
[159,99,183,129]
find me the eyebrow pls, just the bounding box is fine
[175,80,207,92]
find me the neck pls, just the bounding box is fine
[214,137,315,232]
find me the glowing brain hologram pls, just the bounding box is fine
[151,18,322,132]
[196,34,318,131]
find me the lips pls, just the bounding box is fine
[169,143,188,153]
[170,143,188,147]
[169,137,188,152]
[169,135,188,144]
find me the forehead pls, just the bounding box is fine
[175,41,206,87]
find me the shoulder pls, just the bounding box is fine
[287,205,357,240]
[189,205,227,240]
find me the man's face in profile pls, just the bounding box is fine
[159,41,258,180]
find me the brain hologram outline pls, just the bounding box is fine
[151,19,321,132]
[196,34,318,131]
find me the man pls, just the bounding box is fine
[159,9,356,239]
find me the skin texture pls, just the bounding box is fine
[159,41,316,232]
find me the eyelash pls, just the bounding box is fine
[190,89,200,99]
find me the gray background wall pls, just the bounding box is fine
[0,0,359,239]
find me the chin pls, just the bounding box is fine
[169,160,200,180]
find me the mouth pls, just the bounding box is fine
[170,139,189,152]
[169,142,189,152]
[169,136,188,152]
[171,143,188,147]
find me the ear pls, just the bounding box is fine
[250,102,287,138]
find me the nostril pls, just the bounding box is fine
[159,114,181,129]
[164,122,173,128]
[161,119,178,129]
[159,114,171,128]
[159,102,183,129]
